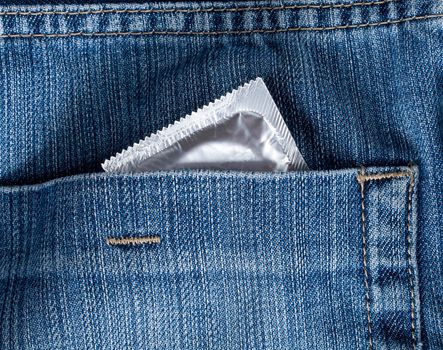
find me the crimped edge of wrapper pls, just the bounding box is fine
[102,78,307,173]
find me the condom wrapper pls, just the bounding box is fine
[102,78,307,173]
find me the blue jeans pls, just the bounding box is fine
[0,1,442,349]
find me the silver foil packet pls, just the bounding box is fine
[102,78,307,173]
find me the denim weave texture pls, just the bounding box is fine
[0,0,442,349]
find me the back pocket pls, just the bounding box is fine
[0,166,420,349]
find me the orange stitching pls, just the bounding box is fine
[358,168,374,350]
[0,13,441,38]
[358,167,417,349]
[0,0,397,16]
[106,235,160,246]
[356,171,411,183]
[406,171,417,349]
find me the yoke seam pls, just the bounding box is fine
[357,167,417,350]
[0,13,441,38]
[0,0,397,16]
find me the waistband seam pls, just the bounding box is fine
[0,12,441,38]
[0,0,397,16]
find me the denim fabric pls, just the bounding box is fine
[0,167,419,349]
[0,0,442,349]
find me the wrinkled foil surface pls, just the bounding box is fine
[103,78,307,173]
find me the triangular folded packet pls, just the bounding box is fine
[102,78,307,173]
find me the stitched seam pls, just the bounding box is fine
[356,171,410,182]
[357,168,417,349]
[358,168,374,350]
[406,172,417,350]
[0,13,440,38]
[106,235,160,245]
[0,13,441,38]
[0,0,397,16]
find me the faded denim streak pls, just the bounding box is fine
[0,1,442,349]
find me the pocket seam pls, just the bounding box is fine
[357,167,417,350]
